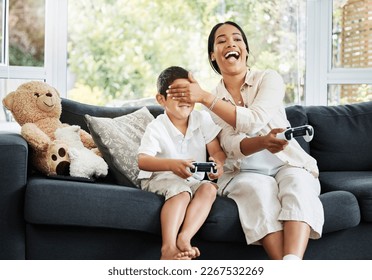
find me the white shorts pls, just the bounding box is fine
[140,172,217,200]
[220,165,324,245]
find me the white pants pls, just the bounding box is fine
[219,165,324,245]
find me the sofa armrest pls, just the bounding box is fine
[0,132,28,259]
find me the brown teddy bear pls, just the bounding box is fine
[2,81,98,176]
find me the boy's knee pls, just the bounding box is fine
[167,190,191,202]
[197,183,217,198]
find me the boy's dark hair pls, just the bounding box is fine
[157,66,189,98]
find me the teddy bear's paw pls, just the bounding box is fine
[94,163,108,177]
[48,141,70,175]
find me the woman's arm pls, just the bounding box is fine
[167,70,286,134]
[234,70,285,134]
[213,114,287,160]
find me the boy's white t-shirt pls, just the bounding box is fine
[138,110,221,180]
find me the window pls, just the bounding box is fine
[8,0,45,67]
[306,0,372,105]
[0,0,67,123]
[330,0,372,104]
[2,0,369,124]
[67,0,307,106]
[0,0,4,64]
[332,0,372,69]
[0,0,46,122]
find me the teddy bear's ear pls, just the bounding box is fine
[2,91,16,111]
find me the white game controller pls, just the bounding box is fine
[276,125,314,142]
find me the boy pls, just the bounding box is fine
[137,66,226,260]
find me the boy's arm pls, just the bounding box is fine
[206,137,226,179]
[138,153,194,179]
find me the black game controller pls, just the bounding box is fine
[276,125,314,142]
[190,162,217,174]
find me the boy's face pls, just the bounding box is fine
[156,78,195,122]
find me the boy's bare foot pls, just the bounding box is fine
[160,246,192,260]
[175,250,194,260]
[189,246,201,259]
[177,234,200,259]
[175,248,200,259]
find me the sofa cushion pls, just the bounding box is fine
[319,190,360,233]
[24,177,360,243]
[199,196,245,242]
[306,101,372,171]
[320,171,372,222]
[24,177,164,235]
[24,177,247,241]
[85,107,154,187]
[198,190,360,242]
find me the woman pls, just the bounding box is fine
[167,21,324,260]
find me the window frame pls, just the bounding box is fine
[0,0,67,96]
[1,0,5,64]
[2,0,370,105]
[305,0,372,105]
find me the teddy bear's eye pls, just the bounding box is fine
[34,93,40,97]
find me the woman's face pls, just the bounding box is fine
[211,24,248,76]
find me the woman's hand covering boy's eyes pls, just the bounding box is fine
[167,82,190,100]
[166,72,205,103]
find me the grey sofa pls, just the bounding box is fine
[1,98,372,260]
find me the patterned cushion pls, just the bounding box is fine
[85,107,154,187]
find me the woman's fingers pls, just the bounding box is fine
[167,87,190,100]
